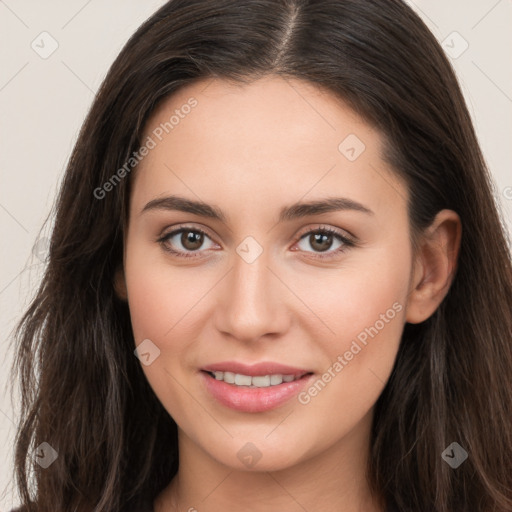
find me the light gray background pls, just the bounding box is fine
[1,1,511,509]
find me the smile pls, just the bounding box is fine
[200,369,314,413]
[207,370,304,387]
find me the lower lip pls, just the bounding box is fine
[200,371,314,413]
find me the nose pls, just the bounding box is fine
[213,248,291,344]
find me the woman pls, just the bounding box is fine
[10,0,512,511]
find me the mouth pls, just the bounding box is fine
[199,362,315,412]
[202,370,312,388]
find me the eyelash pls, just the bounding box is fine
[157,224,356,260]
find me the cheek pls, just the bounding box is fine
[124,271,171,345]
[336,259,407,351]
[290,242,409,413]
[123,245,203,414]
[124,238,207,343]
[292,241,409,348]
[123,241,219,402]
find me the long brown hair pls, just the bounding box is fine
[11,0,512,510]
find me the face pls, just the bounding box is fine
[119,76,413,471]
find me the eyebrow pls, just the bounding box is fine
[140,194,374,222]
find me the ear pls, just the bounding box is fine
[406,209,462,324]
[114,265,128,301]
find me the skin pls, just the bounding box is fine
[115,76,461,512]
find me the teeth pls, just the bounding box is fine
[209,371,302,388]
[234,373,252,386]
[223,371,235,384]
[269,375,282,385]
[253,375,271,387]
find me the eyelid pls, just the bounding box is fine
[159,223,355,244]
[294,223,356,243]
[158,223,218,243]
[157,223,357,259]
[157,224,220,252]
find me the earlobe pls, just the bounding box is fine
[114,266,128,301]
[406,209,462,324]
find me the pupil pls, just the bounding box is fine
[311,233,332,252]
[182,231,203,250]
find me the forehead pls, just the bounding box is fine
[144,75,374,154]
[132,76,406,223]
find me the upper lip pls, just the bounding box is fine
[201,361,312,377]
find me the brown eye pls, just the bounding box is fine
[309,232,334,252]
[295,227,355,259]
[181,230,204,251]
[158,226,217,258]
